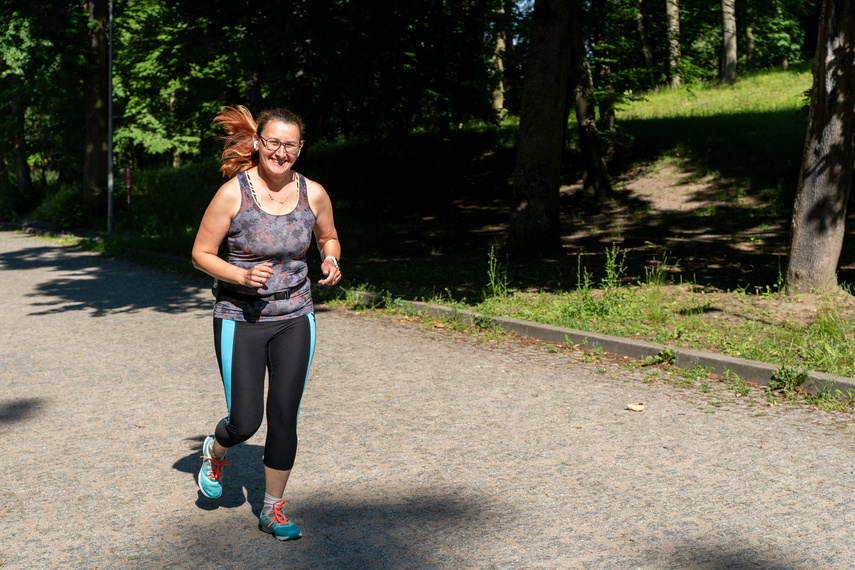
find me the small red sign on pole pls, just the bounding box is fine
[125,166,132,218]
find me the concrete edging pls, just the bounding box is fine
[354,291,855,397]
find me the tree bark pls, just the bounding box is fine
[634,0,655,87]
[785,0,855,294]
[499,0,517,114]
[666,0,681,88]
[492,5,507,117]
[82,0,109,203]
[568,0,610,201]
[746,18,756,72]
[721,0,737,84]
[592,0,615,159]
[508,0,572,261]
[0,68,32,197]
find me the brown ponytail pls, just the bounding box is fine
[214,105,258,178]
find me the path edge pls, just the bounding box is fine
[351,291,855,398]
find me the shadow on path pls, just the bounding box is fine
[172,437,491,568]
[174,437,267,513]
[0,397,46,424]
[0,238,210,317]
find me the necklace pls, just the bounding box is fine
[249,172,296,205]
[266,186,293,205]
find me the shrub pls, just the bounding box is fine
[31,184,88,229]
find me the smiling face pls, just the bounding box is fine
[255,120,303,180]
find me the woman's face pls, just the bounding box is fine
[256,120,302,179]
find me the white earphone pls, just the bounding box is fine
[253,140,258,150]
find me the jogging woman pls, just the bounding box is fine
[191,105,341,540]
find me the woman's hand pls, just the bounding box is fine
[318,258,341,286]
[244,262,274,288]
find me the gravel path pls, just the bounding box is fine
[1,230,854,569]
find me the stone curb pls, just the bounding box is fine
[355,291,855,398]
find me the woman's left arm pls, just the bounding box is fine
[308,180,342,285]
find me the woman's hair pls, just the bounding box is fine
[214,105,306,178]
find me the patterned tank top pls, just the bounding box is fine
[213,171,316,322]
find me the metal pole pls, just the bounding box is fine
[106,0,114,236]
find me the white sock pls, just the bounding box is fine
[263,493,282,517]
[207,438,225,461]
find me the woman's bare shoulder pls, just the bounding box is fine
[208,171,244,217]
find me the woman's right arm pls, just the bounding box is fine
[192,178,273,288]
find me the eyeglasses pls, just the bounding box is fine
[259,135,301,155]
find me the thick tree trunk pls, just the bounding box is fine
[508,0,572,261]
[666,0,681,88]
[785,0,855,294]
[721,0,737,84]
[82,0,109,203]
[569,0,611,201]
[634,0,655,87]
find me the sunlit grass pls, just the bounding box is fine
[473,284,855,379]
[618,68,812,119]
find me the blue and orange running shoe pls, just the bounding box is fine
[198,436,230,499]
[259,500,302,541]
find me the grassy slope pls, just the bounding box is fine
[466,68,855,381]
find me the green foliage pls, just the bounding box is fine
[746,1,813,69]
[724,370,752,396]
[0,2,89,202]
[30,185,89,229]
[113,0,247,167]
[119,160,222,243]
[602,243,627,288]
[110,0,520,170]
[1,0,820,224]
[768,365,808,392]
[484,244,510,299]
[642,348,678,366]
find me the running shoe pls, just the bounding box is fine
[259,500,302,541]
[198,435,230,499]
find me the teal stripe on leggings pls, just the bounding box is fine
[297,312,316,421]
[220,319,236,421]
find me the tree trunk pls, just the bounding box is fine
[592,0,615,159]
[1,70,33,198]
[82,0,109,204]
[508,0,572,261]
[666,0,681,88]
[721,0,737,84]
[634,0,655,87]
[746,18,756,72]
[492,5,506,117]
[785,0,855,295]
[569,0,610,201]
[500,0,517,114]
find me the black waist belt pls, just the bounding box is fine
[217,278,308,303]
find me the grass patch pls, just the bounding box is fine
[473,254,855,378]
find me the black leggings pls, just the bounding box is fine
[212,313,316,471]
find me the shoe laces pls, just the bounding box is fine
[269,500,292,526]
[200,453,230,481]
